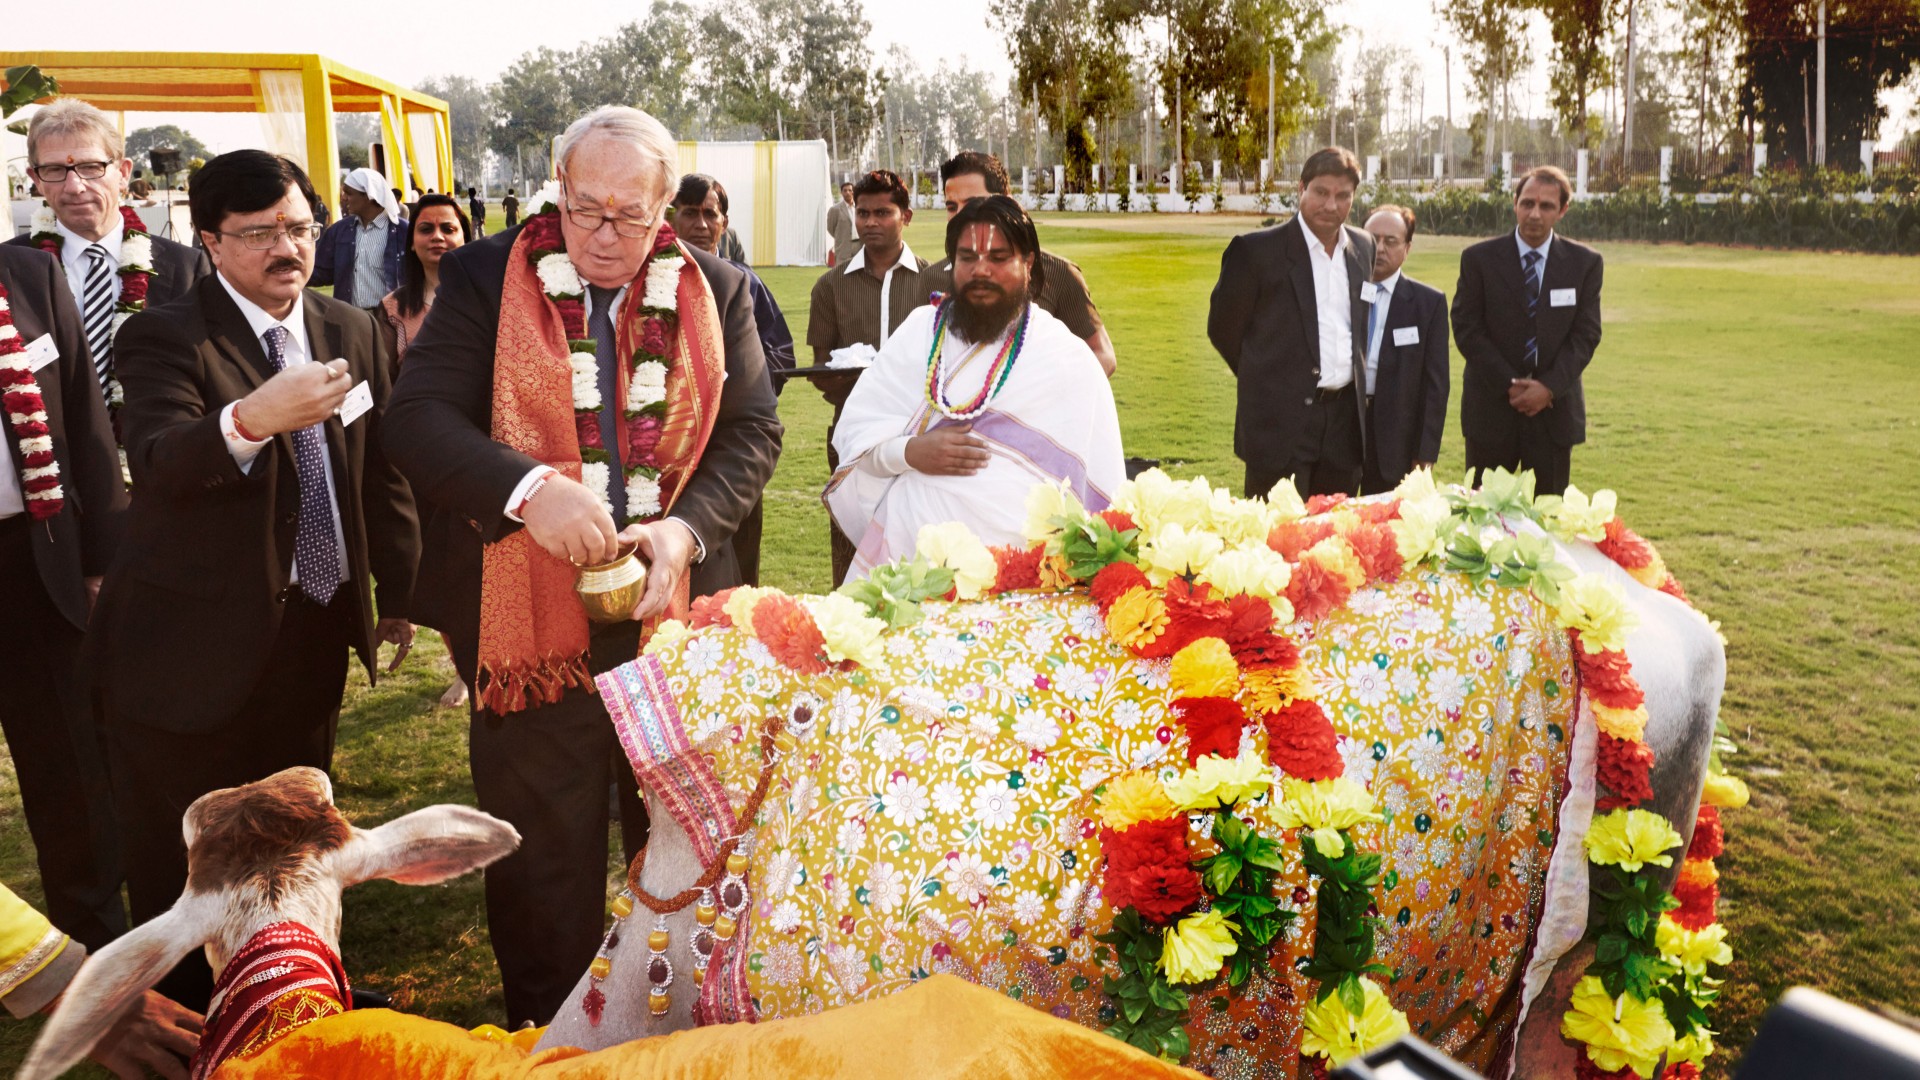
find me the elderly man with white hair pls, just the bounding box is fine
[385,105,783,1026]
[311,167,407,308]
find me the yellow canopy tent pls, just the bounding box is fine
[0,51,451,194]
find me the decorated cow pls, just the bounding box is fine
[540,469,1746,1080]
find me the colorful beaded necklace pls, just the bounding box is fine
[922,295,1031,420]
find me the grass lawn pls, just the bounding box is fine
[3,212,1916,1076]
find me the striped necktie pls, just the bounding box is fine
[264,325,344,604]
[589,285,627,522]
[1521,249,1541,372]
[81,244,116,393]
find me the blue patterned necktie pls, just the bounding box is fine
[588,285,627,522]
[263,325,343,603]
[81,244,116,393]
[1521,249,1541,372]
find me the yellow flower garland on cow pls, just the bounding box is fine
[642,467,1740,1074]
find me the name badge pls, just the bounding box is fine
[1361,282,1381,303]
[1549,288,1577,307]
[22,334,59,373]
[1392,327,1420,347]
[339,379,374,426]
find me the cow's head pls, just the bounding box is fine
[19,767,519,1080]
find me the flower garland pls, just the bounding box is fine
[518,182,677,523]
[0,282,65,519]
[923,294,1032,420]
[31,205,156,423]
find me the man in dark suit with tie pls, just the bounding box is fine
[8,99,209,424]
[384,106,782,1027]
[90,150,421,1007]
[0,244,130,951]
[1451,165,1604,497]
[1208,147,1377,500]
[1358,204,1450,493]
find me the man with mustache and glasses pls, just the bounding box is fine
[86,150,420,1009]
[826,196,1124,580]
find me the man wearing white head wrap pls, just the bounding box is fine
[312,167,409,308]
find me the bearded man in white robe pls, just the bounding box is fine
[826,195,1125,577]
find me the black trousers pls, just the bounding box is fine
[734,496,765,588]
[1244,387,1364,501]
[467,620,649,1028]
[1466,423,1572,498]
[107,588,351,1009]
[0,516,125,949]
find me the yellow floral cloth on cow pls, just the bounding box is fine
[605,569,1576,1076]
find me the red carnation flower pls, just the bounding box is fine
[1173,696,1246,764]
[1285,558,1353,624]
[1573,638,1645,710]
[1262,700,1343,780]
[990,544,1045,592]
[119,273,150,303]
[1099,509,1138,533]
[1220,594,1298,669]
[1594,733,1655,810]
[1101,817,1202,924]
[753,593,830,674]
[1133,579,1227,659]
[640,318,670,355]
[1597,517,1657,571]
[1353,498,1402,524]
[1267,518,1335,561]
[1658,576,1691,604]
[1089,561,1151,611]
[1343,522,1403,584]
[1668,876,1719,931]
[1688,805,1725,862]
[1305,493,1348,514]
[688,590,735,629]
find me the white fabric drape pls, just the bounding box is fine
[676,140,830,266]
[257,70,308,174]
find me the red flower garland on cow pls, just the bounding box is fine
[0,282,64,519]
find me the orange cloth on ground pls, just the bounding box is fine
[213,974,1203,1080]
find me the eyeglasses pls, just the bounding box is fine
[30,161,113,183]
[561,183,658,239]
[220,223,326,249]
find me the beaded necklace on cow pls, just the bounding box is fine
[578,715,785,1026]
[922,294,1031,421]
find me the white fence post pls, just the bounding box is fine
[1260,158,1270,185]
[1499,152,1513,184]
[1576,149,1589,196]
[1129,163,1138,203]
[1052,164,1065,207]
[1861,140,1876,179]
[1366,155,1380,182]
[1021,167,1031,202]
[1432,153,1443,182]
[1659,146,1673,197]
[1753,144,1767,175]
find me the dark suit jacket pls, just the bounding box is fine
[3,230,210,309]
[1207,216,1377,473]
[89,276,420,733]
[383,224,783,677]
[1366,273,1451,487]
[1451,232,1604,451]
[0,245,128,629]
[311,214,409,307]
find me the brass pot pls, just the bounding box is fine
[576,543,649,623]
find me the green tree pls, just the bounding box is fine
[1437,0,1532,172]
[418,74,494,189]
[489,47,577,169]
[1529,0,1616,148]
[993,0,1133,186]
[1737,0,1920,169]
[336,113,378,171]
[125,124,210,173]
[571,6,704,135]
[699,0,881,146]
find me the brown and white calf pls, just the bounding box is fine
[19,766,519,1080]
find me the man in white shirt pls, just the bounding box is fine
[88,149,420,1008]
[1208,147,1376,500]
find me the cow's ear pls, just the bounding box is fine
[20,895,219,1080]
[327,804,520,887]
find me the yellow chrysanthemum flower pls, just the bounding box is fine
[1139,522,1225,585]
[1701,772,1750,810]
[1392,466,1441,503]
[1667,1027,1717,1066]
[1113,468,1213,532]
[1540,484,1619,543]
[1164,750,1271,810]
[1205,488,1278,547]
[642,618,693,656]
[1299,978,1412,1065]
[723,585,773,629]
[1560,977,1676,1078]
[1264,476,1308,522]
[1584,808,1682,872]
[1098,770,1179,831]
[916,521,996,600]
[1656,914,1733,978]
[1591,702,1650,741]
[1170,637,1240,699]
[1197,543,1293,600]
[802,593,888,668]
[1105,586,1169,650]
[1158,909,1239,985]
[1302,534,1367,590]
[1390,497,1453,567]
[1023,481,1085,548]
[1036,552,1076,591]
[1240,665,1314,714]
[1273,777,1383,858]
[1555,573,1640,654]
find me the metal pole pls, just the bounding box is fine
[1267,49,1276,178]
[1815,0,1827,166]
[1623,0,1637,172]
[1444,46,1453,180]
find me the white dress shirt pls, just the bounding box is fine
[213,273,348,583]
[1515,229,1553,283]
[843,240,921,345]
[1364,269,1403,395]
[54,215,126,306]
[350,213,391,310]
[1303,226,1354,389]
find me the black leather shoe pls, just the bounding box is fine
[350,987,393,1010]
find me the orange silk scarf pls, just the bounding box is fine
[475,225,728,715]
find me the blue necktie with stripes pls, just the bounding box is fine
[264,325,343,604]
[81,244,116,394]
[1522,249,1541,372]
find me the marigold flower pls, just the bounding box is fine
[1285,557,1354,624]
[1556,574,1640,654]
[723,585,773,629]
[1688,805,1724,861]
[1098,771,1178,831]
[1669,872,1719,931]
[1626,554,1669,591]
[1158,908,1239,985]
[753,593,830,674]
[1274,777,1382,858]
[1173,696,1246,764]
[1701,772,1750,810]
[1656,914,1732,978]
[1036,552,1076,590]
[1267,517,1335,561]
[1560,977,1675,1078]
[989,544,1045,592]
[688,591,734,629]
[1676,856,1720,891]
[1105,586,1169,651]
[1596,515,1657,569]
[1170,637,1240,699]
[1262,700,1344,781]
[1299,978,1411,1065]
[802,593,887,667]
[1101,816,1203,924]
[1164,749,1271,810]
[1241,665,1315,714]
[1340,521,1403,584]
[1591,703,1649,741]
[1584,808,1682,872]
[1089,560,1152,611]
[916,521,996,600]
[1303,535,1366,590]
[1595,733,1655,809]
